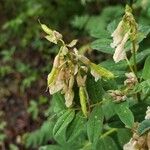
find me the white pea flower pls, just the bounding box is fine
[113,32,129,63]
[49,80,64,94]
[110,21,124,48]
[145,106,150,120]
[123,138,137,150]
[111,5,138,63]
[65,89,74,107]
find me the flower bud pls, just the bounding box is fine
[90,63,114,79]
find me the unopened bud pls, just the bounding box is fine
[90,63,114,79]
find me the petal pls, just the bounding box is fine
[113,32,129,63]
[49,80,63,94]
[90,69,100,81]
[111,21,124,48]
[123,139,137,150]
[65,90,74,107]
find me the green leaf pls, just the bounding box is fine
[86,77,105,103]
[117,128,132,147]
[25,121,55,148]
[142,55,150,80]
[66,112,86,143]
[102,99,115,120]
[53,109,75,143]
[137,119,150,136]
[134,79,150,93]
[100,60,127,72]
[71,15,89,29]
[39,145,62,150]
[131,103,148,122]
[137,25,150,43]
[91,39,113,54]
[107,20,118,34]
[130,49,150,65]
[97,136,118,150]
[52,93,66,115]
[114,101,134,128]
[87,106,104,145]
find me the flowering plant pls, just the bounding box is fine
[39,4,150,150]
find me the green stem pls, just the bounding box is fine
[125,56,134,73]
[132,41,141,101]
[132,41,138,77]
[100,128,118,139]
[90,99,107,108]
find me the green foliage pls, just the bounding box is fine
[87,106,104,147]
[27,100,39,120]
[114,102,134,128]
[137,120,150,136]
[142,56,150,80]
[97,136,118,150]
[91,39,113,54]
[1,0,150,149]
[117,128,132,147]
[53,109,75,144]
[25,120,55,148]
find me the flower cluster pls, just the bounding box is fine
[111,5,138,63]
[123,107,150,150]
[124,72,138,88]
[41,23,114,116]
[108,90,126,103]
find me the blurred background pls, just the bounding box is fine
[0,0,150,149]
